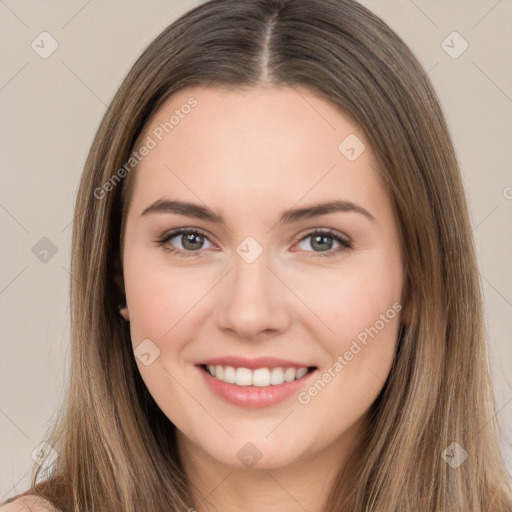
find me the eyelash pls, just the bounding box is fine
[155,227,352,259]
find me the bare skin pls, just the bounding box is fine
[120,84,405,512]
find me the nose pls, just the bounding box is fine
[214,250,292,340]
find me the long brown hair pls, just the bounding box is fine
[4,0,511,510]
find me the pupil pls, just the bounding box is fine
[184,233,203,250]
[312,234,332,252]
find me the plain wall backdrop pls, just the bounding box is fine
[1,0,511,499]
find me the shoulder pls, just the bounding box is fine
[0,496,59,512]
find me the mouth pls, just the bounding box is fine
[195,354,319,409]
[198,364,317,387]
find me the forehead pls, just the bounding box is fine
[128,85,385,217]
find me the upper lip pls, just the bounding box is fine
[196,356,316,370]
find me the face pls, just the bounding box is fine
[120,85,405,470]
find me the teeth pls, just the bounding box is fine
[296,367,308,379]
[223,365,236,383]
[205,365,310,386]
[235,367,253,386]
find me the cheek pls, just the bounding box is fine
[293,257,403,349]
[293,255,404,413]
[126,276,175,344]
[295,267,402,428]
[123,258,205,428]
[123,250,209,345]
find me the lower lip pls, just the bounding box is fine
[197,365,317,409]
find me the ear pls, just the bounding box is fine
[119,306,130,321]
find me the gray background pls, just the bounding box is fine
[1,0,511,499]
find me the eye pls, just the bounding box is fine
[293,229,352,257]
[155,228,215,258]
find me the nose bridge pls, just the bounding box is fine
[228,244,277,308]
[235,247,271,292]
[215,239,290,336]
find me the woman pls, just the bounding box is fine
[2,0,511,510]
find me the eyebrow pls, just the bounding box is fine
[141,198,375,224]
